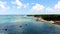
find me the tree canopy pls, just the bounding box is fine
[27,15,60,21]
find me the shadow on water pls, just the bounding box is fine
[4,22,60,34]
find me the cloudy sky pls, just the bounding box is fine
[0,0,60,15]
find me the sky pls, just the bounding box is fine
[0,0,60,15]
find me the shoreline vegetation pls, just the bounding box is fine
[27,15,60,25]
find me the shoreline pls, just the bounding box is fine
[34,17,60,25]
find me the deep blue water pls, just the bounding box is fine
[0,15,60,34]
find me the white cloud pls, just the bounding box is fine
[54,1,60,11]
[46,1,60,12]
[0,1,10,9]
[30,1,60,14]
[23,3,29,8]
[12,0,30,8]
[0,0,60,14]
[16,0,23,8]
[45,7,55,14]
[45,1,60,13]
[0,1,10,14]
[12,0,23,8]
[0,7,10,15]
[46,7,53,11]
[31,4,45,11]
[0,1,6,9]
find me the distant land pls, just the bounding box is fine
[27,15,60,21]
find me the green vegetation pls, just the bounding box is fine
[27,15,60,21]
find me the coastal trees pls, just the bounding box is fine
[27,15,60,21]
[41,15,60,21]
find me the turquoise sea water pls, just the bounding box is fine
[0,15,60,34]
